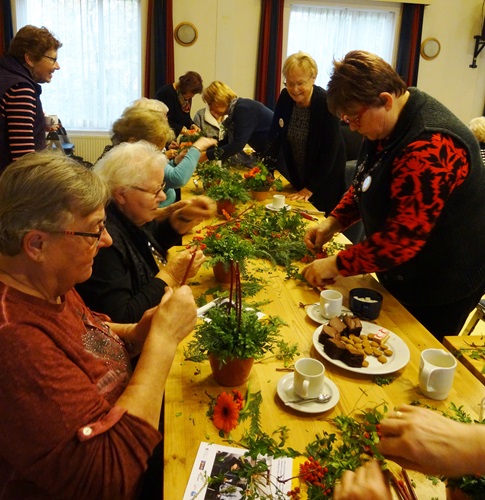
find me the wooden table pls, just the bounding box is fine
[164,183,485,499]
[443,335,485,385]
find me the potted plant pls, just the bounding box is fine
[205,171,251,216]
[195,160,231,190]
[177,128,203,152]
[196,223,254,283]
[243,162,283,201]
[185,263,284,386]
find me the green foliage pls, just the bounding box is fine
[185,302,285,364]
[206,171,251,204]
[195,160,231,189]
[201,223,255,270]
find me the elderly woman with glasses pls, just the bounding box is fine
[0,151,198,498]
[265,51,347,215]
[0,25,62,173]
[302,50,485,341]
[76,140,215,323]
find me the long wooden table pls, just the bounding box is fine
[164,184,485,499]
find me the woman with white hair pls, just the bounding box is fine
[76,141,216,323]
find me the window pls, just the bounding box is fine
[15,0,142,131]
[287,1,400,89]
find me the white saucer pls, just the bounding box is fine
[277,373,340,413]
[265,203,291,212]
[306,303,351,324]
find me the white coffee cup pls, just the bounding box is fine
[419,348,457,400]
[319,290,343,319]
[45,115,58,127]
[293,358,325,399]
[272,194,286,209]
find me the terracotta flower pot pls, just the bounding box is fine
[250,189,269,201]
[212,262,233,284]
[209,354,254,386]
[216,199,236,216]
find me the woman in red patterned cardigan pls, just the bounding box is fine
[302,51,485,341]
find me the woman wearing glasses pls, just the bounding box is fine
[0,25,62,173]
[265,51,346,215]
[76,141,215,323]
[0,151,198,498]
[303,50,485,341]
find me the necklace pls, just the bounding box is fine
[0,267,59,303]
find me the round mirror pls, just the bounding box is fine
[420,37,441,60]
[174,22,198,47]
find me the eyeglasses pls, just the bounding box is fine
[130,182,167,198]
[341,106,369,126]
[283,79,311,89]
[52,225,106,245]
[43,54,58,64]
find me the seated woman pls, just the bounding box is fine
[201,81,274,164]
[104,104,216,207]
[0,151,197,498]
[76,141,216,323]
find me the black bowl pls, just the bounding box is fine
[349,288,383,320]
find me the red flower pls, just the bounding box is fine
[232,390,244,410]
[212,392,240,433]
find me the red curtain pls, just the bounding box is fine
[255,0,284,110]
[396,4,425,87]
[144,0,174,97]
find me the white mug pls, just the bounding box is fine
[45,115,58,127]
[272,194,285,209]
[293,358,325,399]
[419,348,457,400]
[319,290,343,319]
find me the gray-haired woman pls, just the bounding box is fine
[76,140,215,323]
[0,151,197,498]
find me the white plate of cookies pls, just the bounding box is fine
[312,315,410,375]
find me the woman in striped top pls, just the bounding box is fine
[0,25,62,173]
[469,116,485,164]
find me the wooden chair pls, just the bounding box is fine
[460,299,485,335]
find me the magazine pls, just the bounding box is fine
[183,441,294,499]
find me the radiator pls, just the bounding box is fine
[69,134,111,164]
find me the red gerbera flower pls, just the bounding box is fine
[212,392,240,433]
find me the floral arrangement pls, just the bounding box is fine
[195,160,231,190]
[243,162,283,192]
[196,223,255,273]
[205,171,251,205]
[177,128,203,152]
[184,262,284,365]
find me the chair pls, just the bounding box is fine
[460,299,485,335]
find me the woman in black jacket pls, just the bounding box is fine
[266,52,346,216]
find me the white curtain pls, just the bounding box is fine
[15,0,141,131]
[287,5,397,88]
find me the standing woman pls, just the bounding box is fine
[0,25,62,173]
[266,52,346,215]
[155,71,203,136]
[302,51,485,341]
[202,81,274,163]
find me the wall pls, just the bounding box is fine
[171,0,485,124]
[171,0,261,115]
[417,0,485,123]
